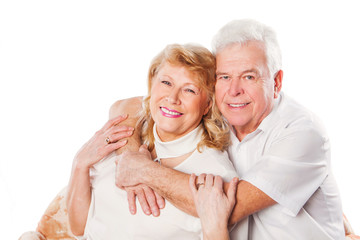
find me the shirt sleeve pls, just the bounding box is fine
[242,126,329,216]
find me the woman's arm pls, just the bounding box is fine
[66,114,134,235]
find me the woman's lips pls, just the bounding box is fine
[160,107,183,118]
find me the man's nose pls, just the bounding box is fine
[228,79,244,97]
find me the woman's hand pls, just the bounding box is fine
[73,114,134,170]
[189,174,239,240]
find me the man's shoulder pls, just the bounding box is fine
[109,96,143,119]
[277,93,325,129]
[273,93,328,140]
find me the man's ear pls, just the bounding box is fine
[273,70,283,98]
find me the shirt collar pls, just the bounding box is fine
[256,92,282,132]
[229,92,283,142]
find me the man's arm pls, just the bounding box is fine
[111,96,166,216]
[116,146,276,221]
[109,96,143,153]
[225,180,276,225]
[112,97,276,222]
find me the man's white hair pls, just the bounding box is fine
[212,19,282,77]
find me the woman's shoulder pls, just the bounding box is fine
[109,96,143,119]
[193,147,233,168]
[189,147,238,181]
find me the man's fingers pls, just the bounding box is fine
[143,186,160,217]
[126,189,137,215]
[138,144,149,153]
[154,191,165,209]
[136,189,151,216]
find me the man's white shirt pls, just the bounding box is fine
[228,92,344,240]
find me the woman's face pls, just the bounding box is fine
[150,62,211,142]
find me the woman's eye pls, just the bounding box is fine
[161,80,171,86]
[185,88,196,94]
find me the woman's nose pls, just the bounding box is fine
[166,89,181,104]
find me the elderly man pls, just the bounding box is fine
[114,19,344,239]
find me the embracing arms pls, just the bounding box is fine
[116,148,276,224]
[113,97,276,225]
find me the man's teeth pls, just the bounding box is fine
[229,103,248,107]
[161,107,182,115]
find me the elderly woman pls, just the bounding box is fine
[66,43,238,239]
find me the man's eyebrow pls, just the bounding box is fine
[215,71,228,76]
[242,69,260,75]
[216,69,260,76]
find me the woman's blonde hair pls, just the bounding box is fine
[137,43,230,152]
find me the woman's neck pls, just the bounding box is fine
[153,124,202,168]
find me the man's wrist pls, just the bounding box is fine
[140,159,160,186]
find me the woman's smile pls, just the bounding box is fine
[160,106,183,118]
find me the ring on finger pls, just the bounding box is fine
[105,136,111,144]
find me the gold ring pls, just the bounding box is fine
[105,137,111,144]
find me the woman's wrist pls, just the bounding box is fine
[73,157,91,174]
[203,225,229,240]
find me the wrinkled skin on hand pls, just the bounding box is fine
[115,144,165,217]
[189,174,239,240]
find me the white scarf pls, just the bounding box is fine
[153,123,203,160]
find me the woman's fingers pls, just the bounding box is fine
[226,177,239,206]
[102,114,128,131]
[213,175,224,189]
[189,173,197,195]
[104,130,133,145]
[204,174,214,188]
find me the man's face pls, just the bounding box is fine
[215,41,280,140]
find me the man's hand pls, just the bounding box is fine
[124,184,165,217]
[115,144,165,216]
[115,144,154,188]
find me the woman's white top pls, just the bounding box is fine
[83,132,238,239]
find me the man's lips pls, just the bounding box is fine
[228,102,250,108]
[160,107,183,116]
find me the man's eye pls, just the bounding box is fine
[245,75,255,80]
[217,75,229,80]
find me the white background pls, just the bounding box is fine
[1,0,359,239]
